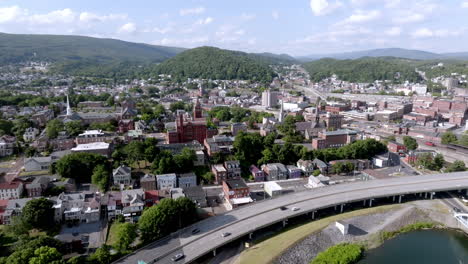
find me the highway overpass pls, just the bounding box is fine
[114,172,468,264]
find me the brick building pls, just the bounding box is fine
[222,179,252,209]
[312,129,358,149]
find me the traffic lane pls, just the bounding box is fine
[179,177,468,263]
[117,172,468,263]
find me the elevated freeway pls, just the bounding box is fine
[114,172,468,264]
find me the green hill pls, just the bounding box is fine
[303,57,422,83]
[152,46,277,82]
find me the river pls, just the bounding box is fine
[359,229,468,264]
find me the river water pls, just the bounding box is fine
[358,229,468,264]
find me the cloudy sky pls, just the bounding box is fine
[0,0,467,55]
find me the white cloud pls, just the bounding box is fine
[411,28,433,38]
[410,28,460,38]
[309,0,343,16]
[153,37,209,47]
[118,22,137,34]
[0,6,24,23]
[148,26,172,34]
[462,1,468,8]
[29,8,75,24]
[385,0,401,8]
[393,13,424,24]
[341,9,381,24]
[179,7,205,16]
[385,26,401,36]
[79,12,127,23]
[272,10,279,20]
[196,17,213,25]
[234,29,245,35]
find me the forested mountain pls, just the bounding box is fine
[152,46,277,82]
[303,57,422,83]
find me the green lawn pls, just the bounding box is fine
[235,204,401,264]
[106,222,121,246]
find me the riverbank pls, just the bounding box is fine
[234,199,464,264]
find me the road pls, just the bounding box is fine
[114,172,468,264]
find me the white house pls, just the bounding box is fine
[0,182,24,200]
[156,173,177,190]
[23,127,40,142]
[113,165,132,186]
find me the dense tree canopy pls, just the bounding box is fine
[152,47,277,83]
[403,136,418,151]
[21,198,55,231]
[441,131,458,144]
[303,57,422,83]
[55,152,109,183]
[446,160,466,172]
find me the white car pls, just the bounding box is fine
[291,207,300,211]
[461,196,468,203]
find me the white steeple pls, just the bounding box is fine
[66,95,72,116]
[279,100,284,123]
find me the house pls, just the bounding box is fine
[212,164,228,184]
[58,192,101,224]
[183,186,207,207]
[204,135,234,156]
[0,182,24,200]
[387,141,407,153]
[287,165,302,179]
[156,173,177,190]
[31,109,54,127]
[144,190,159,207]
[297,159,315,176]
[231,123,247,136]
[224,160,241,179]
[121,107,137,120]
[178,172,197,188]
[261,163,288,181]
[0,199,7,224]
[307,176,326,188]
[2,198,33,225]
[121,189,145,222]
[118,120,135,133]
[104,191,122,221]
[249,165,265,182]
[23,127,40,142]
[71,142,111,157]
[405,149,437,164]
[113,166,132,186]
[25,177,50,197]
[329,159,371,172]
[171,188,185,199]
[222,178,252,209]
[0,136,16,157]
[24,157,52,172]
[140,174,156,191]
[312,158,329,174]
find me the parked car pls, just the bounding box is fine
[461,196,468,203]
[171,253,184,262]
[279,206,287,211]
[191,228,200,234]
[425,141,435,147]
[221,232,231,237]
[291,207,300,211]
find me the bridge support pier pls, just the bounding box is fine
[312,211,316,220]
[283,220,287,227]
[340,204,344,213]
[430,192,434,199]
[424,192,428,199]
[213,249,216,256]
[392,196,395,202]
[398,195,402,203]
[249,233,253,239]
[369,199,373,207]
[334,205,337,211]
[465,189,468,196]
[363,200,366,206]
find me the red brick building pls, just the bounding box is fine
[387,141,406,153]
[222,178,252,208]
[312,129,358,149]
[118,119,135,133]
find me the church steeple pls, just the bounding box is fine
[66,95,73,116]
[279,100,284,123]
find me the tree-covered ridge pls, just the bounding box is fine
[303,57,422,83]
[152,46,277,82]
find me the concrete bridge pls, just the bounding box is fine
[114,172,468,264]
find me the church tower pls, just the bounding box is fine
[66,95,73,116]
[193,98,203,119]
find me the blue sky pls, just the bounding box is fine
[0,0,467,55]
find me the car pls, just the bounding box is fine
[291,207,300,211]
[453,207,461,213]
[191,228,200,234]
[425,141,435,147]
[171,253,184,262]
[221,232,231,237]
[461,196,468,203]
[279,206,288,211]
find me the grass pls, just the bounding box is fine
[235,204,401,264]
[106,222,122,246]
[19,170,49,177]
[311,243,363,264]
[379,222,437,242]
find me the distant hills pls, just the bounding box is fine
[300,48,468,61]
[152,46,278,82]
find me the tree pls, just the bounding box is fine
[417,153,444,171]
[29,246,63,264]
[46,120,64,139]
[55,153,108,183]
[24,147,38,158]
[173,148,196,172]
[92,165,109,191]
[123,141,145,168]
[446,160,466,172]
[441,131,457,145]
[201,172,214,183]
[88,245,111,264]
[115,223,137,252]
[432,154,445,171]
[64,121,83,137]
[139,198,197,243]
[458,134,468,147]
[312,170,321,176]
[21,198,55,231]
[169,101,186,113]
[403,136,418,150]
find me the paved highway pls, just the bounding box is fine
[114,172,468,264]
